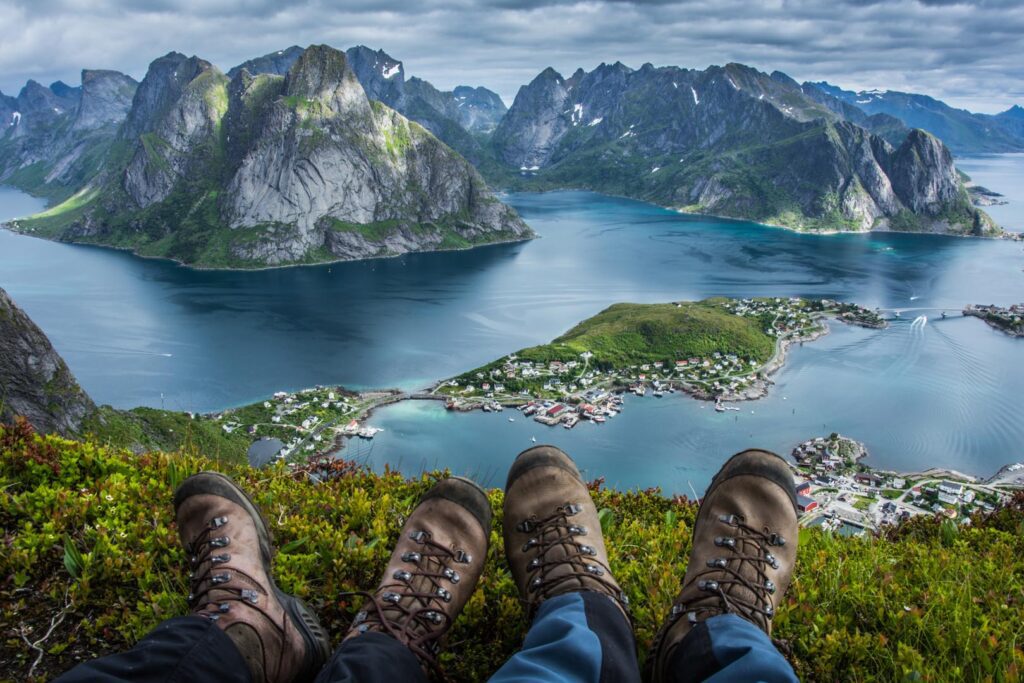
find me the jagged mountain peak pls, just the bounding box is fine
[123,52,218,139]
[283,44,361,101]
[226,45,304,79]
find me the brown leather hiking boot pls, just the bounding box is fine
[174,472,330,683]
[503,445,630,618]
[646,449,798,681]
[344,477,491,676]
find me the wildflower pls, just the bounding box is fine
[105,494,114,502]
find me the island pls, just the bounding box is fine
[436,297,885,422]
[963,304,1024,337]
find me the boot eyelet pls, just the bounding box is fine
[671,603,683,616]
[393,570,412,581]
[211,554,231,565]
[765,606,775,619]
[218,603,231,613]
[529,577,543,591]
[568,525,587,536]
[714,536,736,549]
[187,592,195,602]
[353,611,367,624]
[517,519,535,533]
[698,579,719,592]
[357,623,370,633]
[443,568,460,584]
[241,589,259,604]
[687,610,699,625]
[564,503,583,515]
[210,536,230,548]
[769,533,786,546]
[401,552,421,563]
[584,564,604,576]
[409,530,428,543]
[454,550,472,564]
[210,516,228,529]
[718,514,738,525]
[765,580,776,594]
[382,591,401,603]
[707,557,728,568]
[765,552,779,569]
[424,610,443,624]
[436,588,452,602]
[211,572,231,585]
[578,544,596,556]
[529,558,541,569]
[522,538,539,552]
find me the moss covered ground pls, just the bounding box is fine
[2,421,1023,680]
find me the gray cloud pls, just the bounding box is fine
[0,0,1020,113]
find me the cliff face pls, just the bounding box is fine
[491,62,992,235]
[0,288,95,436]
[16,45,531,268]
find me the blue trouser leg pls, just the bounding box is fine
[488,591,641,683]
[665,613,798,683]
[54,616,252,683]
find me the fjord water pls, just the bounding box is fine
[1,166,1022,492]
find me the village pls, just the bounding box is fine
[963,303,1024,337]
[790,433,1016,536]
[210,385,402,465]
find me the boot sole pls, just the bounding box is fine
[175,472,331,676]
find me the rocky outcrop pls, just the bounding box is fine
[491,61,991,235]
[227,45,304,80]
[19,45,531,267]
[452,85,507,133]
[0,287,95,436]
[72,70,138,131]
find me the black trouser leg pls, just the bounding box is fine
[313,632,427,683]
[55,616,252,683]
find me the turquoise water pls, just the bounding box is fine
[1,167,1022,493]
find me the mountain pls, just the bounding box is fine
[490,62,993,235]
[0,70,138,201]
[0,287,95,436]
[993,104,1024,139]
[9,45,531,268]
[233,45,506,165]
[805,82,1024,154]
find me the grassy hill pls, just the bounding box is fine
[2,421,1022,681]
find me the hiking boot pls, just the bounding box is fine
[174,472,330,683]
[646,449,798,682]
[344,477,491,676]
[503,445,629,618]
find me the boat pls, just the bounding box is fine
[715,401,726,413]
[653,390,664,398]
[531,436,537,443]
[482,403,493,412]
[508,417,515,422]
[357,426,382,439]
[593,415,606,424]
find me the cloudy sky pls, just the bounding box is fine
[1,0,1021,113]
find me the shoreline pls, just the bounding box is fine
[0,218,537,272]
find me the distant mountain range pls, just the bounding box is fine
[1,46,1010,265]
[804,82,1024,154]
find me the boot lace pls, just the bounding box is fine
[656,512,787,648]
[346,529,472,678]
[516,502,629,616]
[185,515,269,621]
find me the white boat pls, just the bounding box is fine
[653,390,664,398]
[508,417,515,422]
[531,436,537,443]
[357,427,383,439]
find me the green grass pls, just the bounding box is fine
[1,423,1022,681]
[524,299,774,369]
